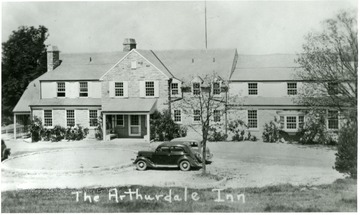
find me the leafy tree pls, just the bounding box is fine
[2,25,49,125]
[295,10,357,119]
[296,10,357,177]
[176,74,226,174]
[150,110,183,141]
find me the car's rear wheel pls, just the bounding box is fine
[136,160,147,171]
[179,160,191,171]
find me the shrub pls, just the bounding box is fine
[298,111,338,145]
[29,116,43,142]
[29,117,89,142]
[208,126,227,141]
[228,119,247,141]
[334,121,357,178]
[150,110,182,141]
[262,117,281,143]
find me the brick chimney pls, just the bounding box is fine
[47,46,60,72]
[123,38,137,52]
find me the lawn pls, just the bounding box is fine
[1,178,356,212]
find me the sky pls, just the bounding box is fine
[2,0,358,55]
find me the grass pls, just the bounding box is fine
[1,178,356,212]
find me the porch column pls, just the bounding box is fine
[146,113,150,142]
[103,113,106,141]
[13,114,17,139]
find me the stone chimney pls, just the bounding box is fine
[47,46,60,72]
[123,38,137,52]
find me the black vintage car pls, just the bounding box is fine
[133,142,203,171]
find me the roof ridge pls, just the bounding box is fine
[150,50,174,78]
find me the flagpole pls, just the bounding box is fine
[204,0,208,49]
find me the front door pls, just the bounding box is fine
[129,115,141,136]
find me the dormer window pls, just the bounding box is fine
[57,82,65,97]
[192,82,201,95]
[213,82,221,95]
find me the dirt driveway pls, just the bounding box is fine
[1,139,344,191]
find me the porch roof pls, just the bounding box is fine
[102,98,157,113]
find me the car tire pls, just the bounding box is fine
[179,160,191,171]
[136,160,147,171]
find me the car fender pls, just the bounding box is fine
[134,157,155,168]
[177,156,199,167]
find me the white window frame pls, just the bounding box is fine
[89,110,98,127]
[327,110,339,130]
[285,116,297,130]
[248,83,258,95]
[43,110,53,127]
[247,110,258,129]
[171,83,179,96]
[115,115,125,127]
[66,110,76,127]
[174,110,182,123]
[115,82,124,97]
[57,82,66,97]
[145,81,155,97]
[192,82,201,96]
[287,82,297,95]
[193,109,201,123]
[79,82,88,97]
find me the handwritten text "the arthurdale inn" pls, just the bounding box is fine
[72,187,246,203]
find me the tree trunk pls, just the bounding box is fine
[202,132,208,174]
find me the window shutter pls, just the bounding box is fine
[109,81,115,98]
[154,81,159,97]
[139,81,145,97]
[123,81,129,97]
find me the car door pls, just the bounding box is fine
[152,146,171,165]
[169,146,185,164]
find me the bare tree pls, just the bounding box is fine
[175,74,226,174]
[295,10,357,120]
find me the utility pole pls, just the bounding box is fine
[204,0,208,49]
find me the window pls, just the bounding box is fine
[174,110,181,122]
[213,82,221,95]
[79,82,88,97]
[248,110,257,129]
[66,110,75,127]
[171,146,185,153]
[214,110,221,122]
[131,61,137,69]
[248,83,258,95]
[287,83,297,95]
[328,110,339,129]
[89,110,97,127]
[299,116,304,129]
[328,82,339,95]
[116,115,124,126]
[44,110,52,127]
[145,81,155,96]
[171,83,179,95]
[193,82,200,95]
[193,110,201,122]
[280,116,285,129]
[115,82,124,97]
[157,146,170,152]
[57,82,65,97]
[286,116,297,129]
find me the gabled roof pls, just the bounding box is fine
[13,78,40,113]
[152,49,237,83]
[39,52,128,81]
[230,54,303,81]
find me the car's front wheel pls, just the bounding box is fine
[179,160,191,171]
[136,160,147,171]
